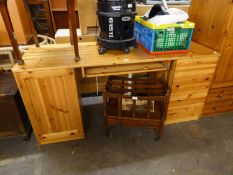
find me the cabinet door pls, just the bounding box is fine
[214,5,233,85]
[14,68,84,144]
[189,0,232,50]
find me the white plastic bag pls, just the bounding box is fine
[144,8,189,25]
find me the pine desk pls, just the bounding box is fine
[12,42,220,145]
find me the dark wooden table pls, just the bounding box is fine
[0,71,32,139]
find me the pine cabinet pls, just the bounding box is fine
[190,0,233,114]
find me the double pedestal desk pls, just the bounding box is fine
[12,42,220,145]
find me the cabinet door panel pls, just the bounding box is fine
[189,0,231,50]
[14,68,84,144]
[214,5,233,84]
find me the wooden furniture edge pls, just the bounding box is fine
[11,42,220,73]
[165,116,200,125]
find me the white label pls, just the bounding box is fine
[109,18,114,38]
[128,4,133,8]
[122,16,131,22]
[167,28,175,32]
[112,6,122,11]
[132,96,138,101]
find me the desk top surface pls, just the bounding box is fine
[12,42,219,73]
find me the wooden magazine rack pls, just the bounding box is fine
[103,62,171,140]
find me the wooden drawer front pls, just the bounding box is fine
[14,68,84,144]
[172,74,213,93]
[82,62,169,78]
[203,86,233,115]
[166,56,219,124]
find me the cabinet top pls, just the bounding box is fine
[12,42,220,73]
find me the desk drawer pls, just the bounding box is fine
[82,62,170,78]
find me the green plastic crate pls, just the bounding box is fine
[135,16,195,54]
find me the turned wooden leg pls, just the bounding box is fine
[103,93,110,137]
[0,0,23,64]
[104,118,110,137]
[67,0,80,61]
[156,122,165,141]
